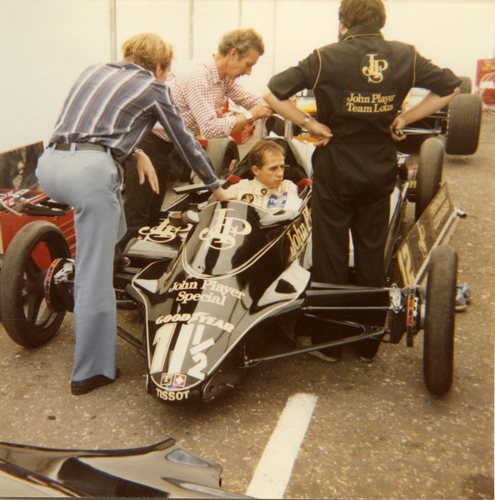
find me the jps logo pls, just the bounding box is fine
[362,53,389,83]
[138,219,190,243]
[199,208,251,250]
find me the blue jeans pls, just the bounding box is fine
[36,146,126,382]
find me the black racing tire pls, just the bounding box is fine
[445,94,482,155]
[415,137,444,220]
[206,138,240,178]
[458,76,472,94]
[423,245,457,396]
[0,221,70,348]
[439,77,472,113]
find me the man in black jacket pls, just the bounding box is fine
[264,0,460,360]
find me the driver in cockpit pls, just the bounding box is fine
[225,139,302,211]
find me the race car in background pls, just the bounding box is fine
[400,77,483,155]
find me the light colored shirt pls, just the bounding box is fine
[50,61,221,191]
[154,58,263,141]
[225,178,301,211]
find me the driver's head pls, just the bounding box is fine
[248,140,286,190]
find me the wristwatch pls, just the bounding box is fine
[243,111,254,122]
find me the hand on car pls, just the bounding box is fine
[390,116,407,141]
[135,150,159,194]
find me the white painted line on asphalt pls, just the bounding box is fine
[246,392,318,499]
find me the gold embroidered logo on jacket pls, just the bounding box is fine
[362,53,389,83]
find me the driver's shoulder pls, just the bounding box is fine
[281,179,299,192]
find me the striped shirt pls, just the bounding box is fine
[50,61,221,191]
[153,58,263,141]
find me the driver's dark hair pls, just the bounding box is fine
[248,140,285,169]
[338,0,386,30]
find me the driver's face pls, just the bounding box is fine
[253,150,286,189]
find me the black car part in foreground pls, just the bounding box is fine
[0,439,249,498]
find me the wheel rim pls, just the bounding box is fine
[23,238,68,332]
[1,222,71,347]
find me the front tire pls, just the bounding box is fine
[415,137,444,220]
[0,221,70,348]
[423,245,457,395]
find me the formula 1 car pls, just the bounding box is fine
[0,136,462,404]
[0,438,248,498]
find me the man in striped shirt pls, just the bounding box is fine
[36,33,233,396]
[119,28,272,252]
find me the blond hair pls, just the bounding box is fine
[218,28,264,58]
[122,33,174,72]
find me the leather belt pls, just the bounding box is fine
[52,143,110,154]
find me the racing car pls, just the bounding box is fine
[0,135,462,404]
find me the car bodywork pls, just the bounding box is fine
[0,439,248,498]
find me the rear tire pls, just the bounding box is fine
[445,94,482,155]
[458,76,472,94]
[415,137,444,220]
[0,221,70,348]
[423,245,457,395]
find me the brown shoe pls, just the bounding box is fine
[71,369,120,396]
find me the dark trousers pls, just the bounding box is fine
[311,190,390,287]
[305,152,392,358]
[118,132,175,251]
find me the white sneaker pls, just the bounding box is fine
[296,336,340,363]
[309,350,341,363]
[455,283,471,312]
[359,355,374,363]
[296,335,312,348]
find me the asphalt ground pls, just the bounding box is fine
[0,112,493,499]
